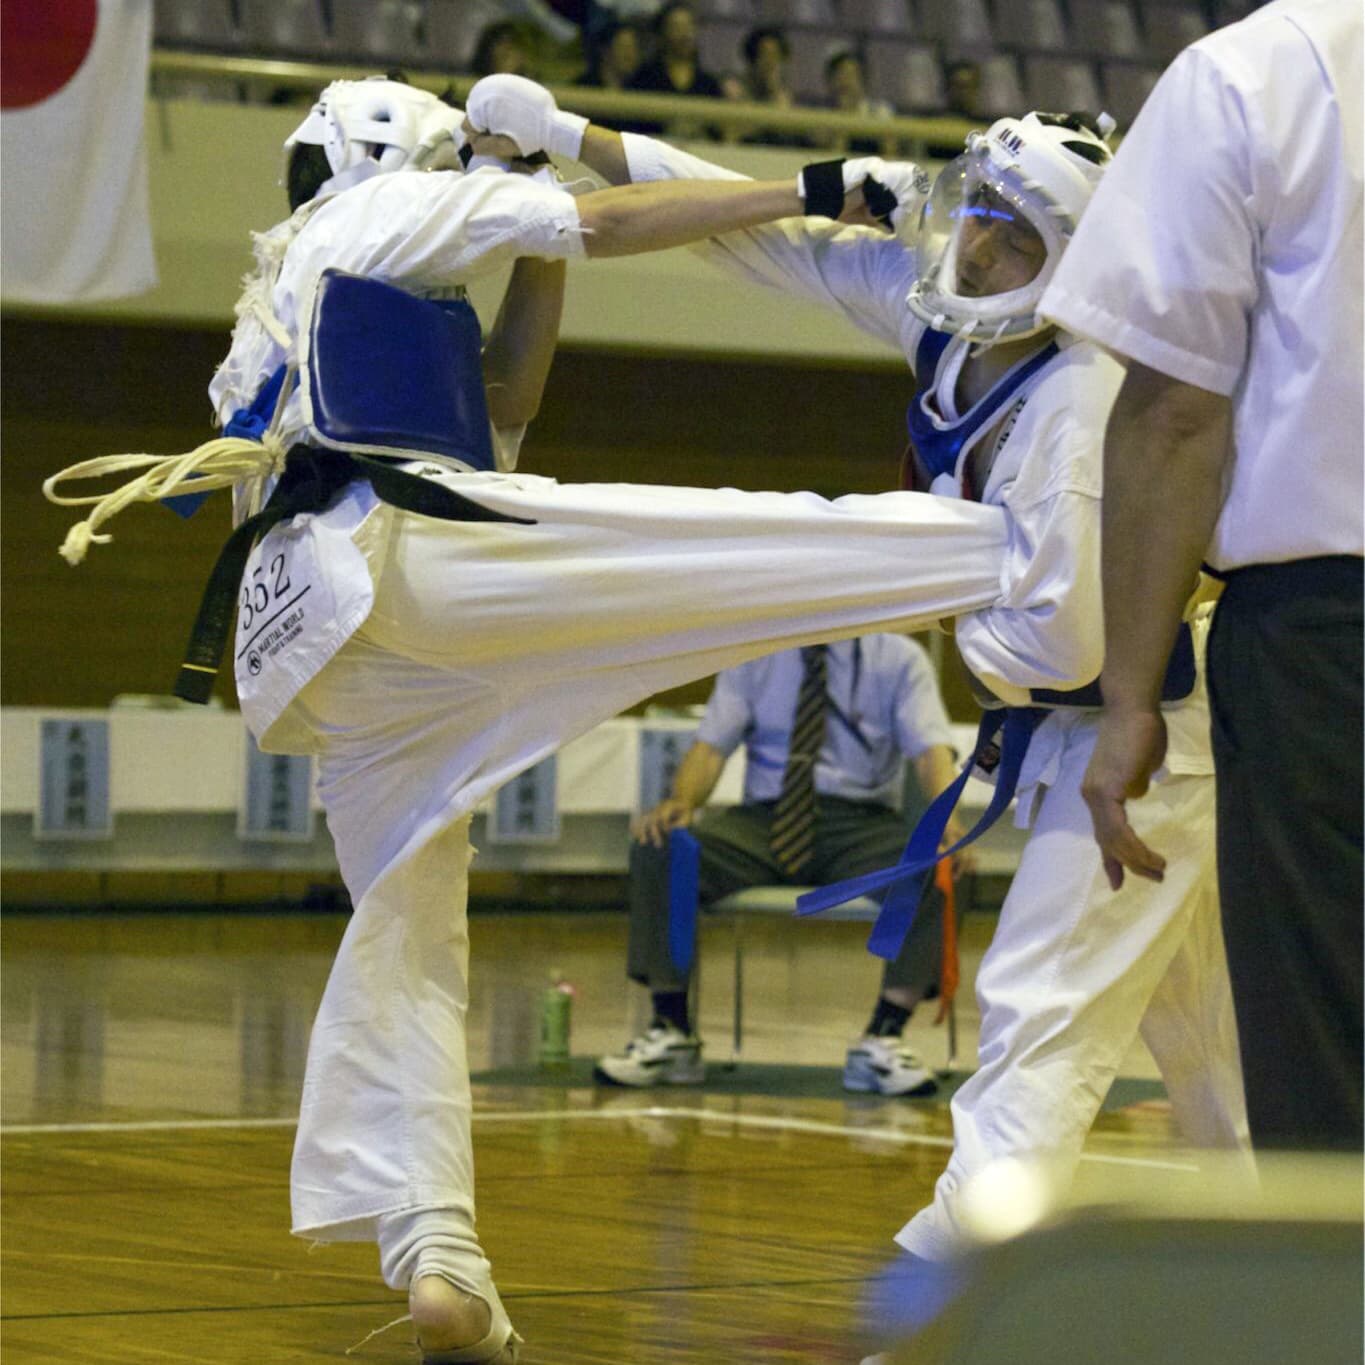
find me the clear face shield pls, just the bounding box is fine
[907,143,1065,341]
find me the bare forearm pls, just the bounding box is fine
[578,125,631,185]
[1100,363,1231,710]
[672,741,726,811]
[482,257,566,427]
[578,178,802,258]
[913,745,959,803]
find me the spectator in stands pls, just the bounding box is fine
[579,20,644,90]
[596,635,967,1095]
[735,26,815,147]
[819,48,894,154]
[626,1,725,138]
[944,58,984,119]
[471,20,533,78]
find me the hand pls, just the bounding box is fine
[1081,707,1169,891]
[631,798,695,848]
[466,73,588,161]
[940,814,977,878]
[839,157,930,244]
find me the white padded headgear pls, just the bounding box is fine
[907,110,1115,342]
[285,77,466,184]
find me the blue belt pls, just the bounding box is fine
[796,706,1045,960]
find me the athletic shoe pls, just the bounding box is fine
[594,1021,704,1088]
[843,1035,938,1097]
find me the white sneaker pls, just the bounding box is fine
[843,1035,937,1097]
[594,1022,704,1088]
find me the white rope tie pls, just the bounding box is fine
[42,432,289,566]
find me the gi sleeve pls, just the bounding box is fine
[621,132,917,351]
[694,664,755,758]
[891,638,954,759]
[331,169,588,289]
[1039,46,1260,396]
[954,420,1106,706]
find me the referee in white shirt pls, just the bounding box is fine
[1042,0,1363,1151]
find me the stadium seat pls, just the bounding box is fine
[916,0,993,50]
[976,52,1025,117]
[1068,0,1145,58]
[992,0,1069,53]
[1137,2,1210,61]
[329,0,425,65]
[864,37,945,112]
[696,19,748,77]
[1100,57,1163,125]
[786,29,847,100]
[153,0,238,49]
[1023,54,1102,113]
[837,0,916,39]
[757,0,839,26]
[694,0,758,20]
[425,0,485,71]
[238,0,330,59]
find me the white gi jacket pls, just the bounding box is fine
[208,166,587,751]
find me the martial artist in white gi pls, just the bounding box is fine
[471,77,1251,1266]
[45,79,1013,1362]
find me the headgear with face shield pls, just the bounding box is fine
[283,77,468,200]
[907,111,1115,343]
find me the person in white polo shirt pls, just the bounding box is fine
[1042,0,1363,1151]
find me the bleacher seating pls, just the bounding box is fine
[238,0,330,59]
[329,0,426,66]
[837,0,915,39]
[154,0,238,50]
[146,0,1266,135]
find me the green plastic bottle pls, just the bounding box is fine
[539,969,573,1067]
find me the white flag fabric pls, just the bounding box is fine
[1,0,156,304]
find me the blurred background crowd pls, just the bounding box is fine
[152,0,1263,144]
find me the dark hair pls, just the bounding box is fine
[824,47,861,80]
[743,25,789,64]
[1034,110,1112,164]
[286,140,332,211]
[472,20,524,77]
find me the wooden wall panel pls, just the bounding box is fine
[2,318,978,717]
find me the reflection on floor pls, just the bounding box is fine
[1,908,1185,1364]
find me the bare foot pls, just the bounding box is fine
[410,1275,491,1351]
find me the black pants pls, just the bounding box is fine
[1208,556,1363,1150]
[625,795,945,999]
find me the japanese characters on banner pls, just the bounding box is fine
[239,733,316,842]
[488,756,561,845]
[37,718,113,839]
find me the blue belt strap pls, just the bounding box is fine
[797,706,1044,960]
[667,828,702,975]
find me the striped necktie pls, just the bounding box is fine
[770,644,828,877]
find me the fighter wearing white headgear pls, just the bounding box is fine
[472,78,1250,1294]
[44,76,1022,1363]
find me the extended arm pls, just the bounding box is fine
[1082,362,1231,888]
[633,740,728,847]
[482,256,565,427]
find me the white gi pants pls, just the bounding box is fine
[896,714,1250,1261]
[276,474,1008,1280]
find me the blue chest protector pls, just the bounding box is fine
[306,269,496,470]
[906,326,1059,484]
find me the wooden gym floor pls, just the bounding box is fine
[1,908,1194,1364]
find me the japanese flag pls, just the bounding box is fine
[1,0,156,303]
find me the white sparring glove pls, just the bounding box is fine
[465,73,589,161]
[797,156,931,246]
[407,99,467,172]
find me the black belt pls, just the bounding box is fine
[173,446,534,704]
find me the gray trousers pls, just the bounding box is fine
[626,795,945,999]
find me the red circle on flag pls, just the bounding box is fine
[1,2,99,111]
